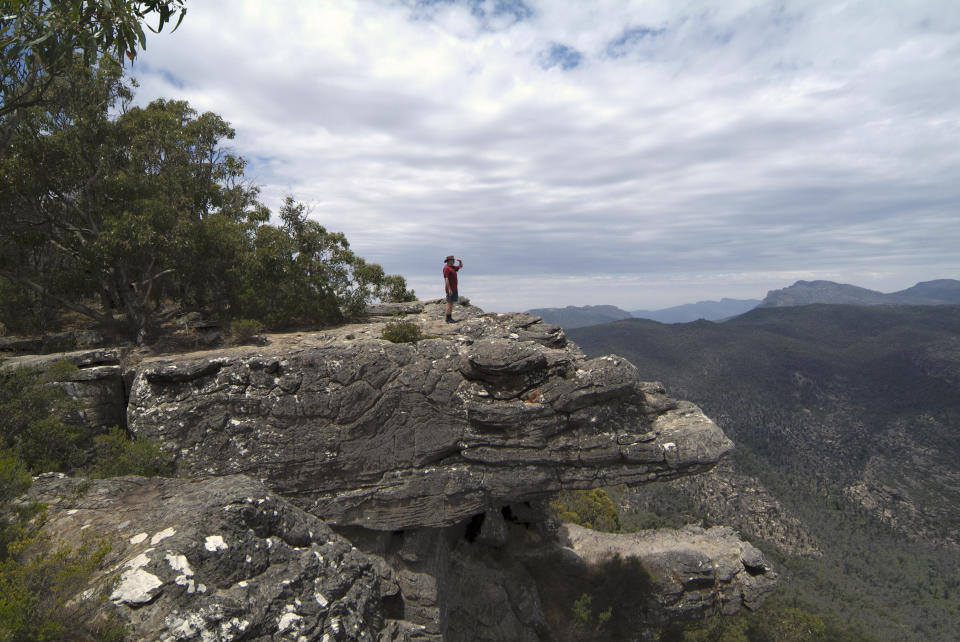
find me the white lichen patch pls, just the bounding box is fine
[163,611,220,642]
[151,527,177,545]
[111,566,163,605]
[166,553,193,576]
[223,618,250,636]
[277,611,303,634]
[174,574,197,593]
[204,535,228,552]
[129,532,148,545]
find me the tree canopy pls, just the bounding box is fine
[1,0,187,158]
[0,5,415,342]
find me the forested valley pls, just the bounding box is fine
[568,304,960,640]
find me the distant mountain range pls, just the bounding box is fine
[528,279,960,329]
[631,298,761,323]
[759,278,960,307]
[525,305,632,329]
[568,304,960,640]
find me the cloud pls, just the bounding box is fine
[131,0,960,310]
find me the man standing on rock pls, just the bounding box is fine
[443,255,463,323]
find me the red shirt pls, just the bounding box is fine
[443,264,460,291]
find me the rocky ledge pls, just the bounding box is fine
[8,300,776,639]
[128,301,733,530]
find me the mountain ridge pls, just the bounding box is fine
[760,278,960,307]
[525,279,960,330]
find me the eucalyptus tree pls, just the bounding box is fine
[0,0,186,158]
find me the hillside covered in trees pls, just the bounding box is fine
[569,304,960,640]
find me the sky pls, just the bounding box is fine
[131,0,960,312]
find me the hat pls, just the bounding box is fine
[444,255,455,262]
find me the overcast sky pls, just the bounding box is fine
[131,0,960,312]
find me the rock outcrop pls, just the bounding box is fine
[127,302,733,531]
[22,474,388,641]
[2,347,128,431]
[559,523,778,623]
[8,300,776,639]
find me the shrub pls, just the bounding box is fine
[87,427,176,478]
[381,320,423,344]
[0,530,126,642]
[551,488,621,532]
[229,318,264,344]
[0,364,131,641]
[0,362,83,473]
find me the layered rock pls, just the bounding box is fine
[127,302,733,531]
[2,347,127,431]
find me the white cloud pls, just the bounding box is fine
[132,0,960,310]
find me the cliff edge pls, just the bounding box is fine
[10,300,774,640]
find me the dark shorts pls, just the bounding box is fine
[446,290,458,303]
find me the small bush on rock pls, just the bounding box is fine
[87,427,176,478]
[381,320,423,343]
[551,488,621,532]
[229,318,264,344]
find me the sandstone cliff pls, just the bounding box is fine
[10,300,776,640]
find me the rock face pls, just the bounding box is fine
[128,302,733,531]
[2,347,128,431]
[23,474,389,641]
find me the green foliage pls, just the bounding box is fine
[381,320,424,344]
[0,0,185,170]
[237,200,343,329]
[0,363,164,641]
[229,319,265,344]
[0,277,58,335]
[528,551,654,642]
[237,197,415,328]
[0,449,33,561]
[0,61,414,339]
[0,528,125,642]
[86,426,175,479]
[551,488,621,532]
[571,593,613,638]
[0,362,83,473]
[661,597,879,642]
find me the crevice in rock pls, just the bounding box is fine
[463,514,485,543]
